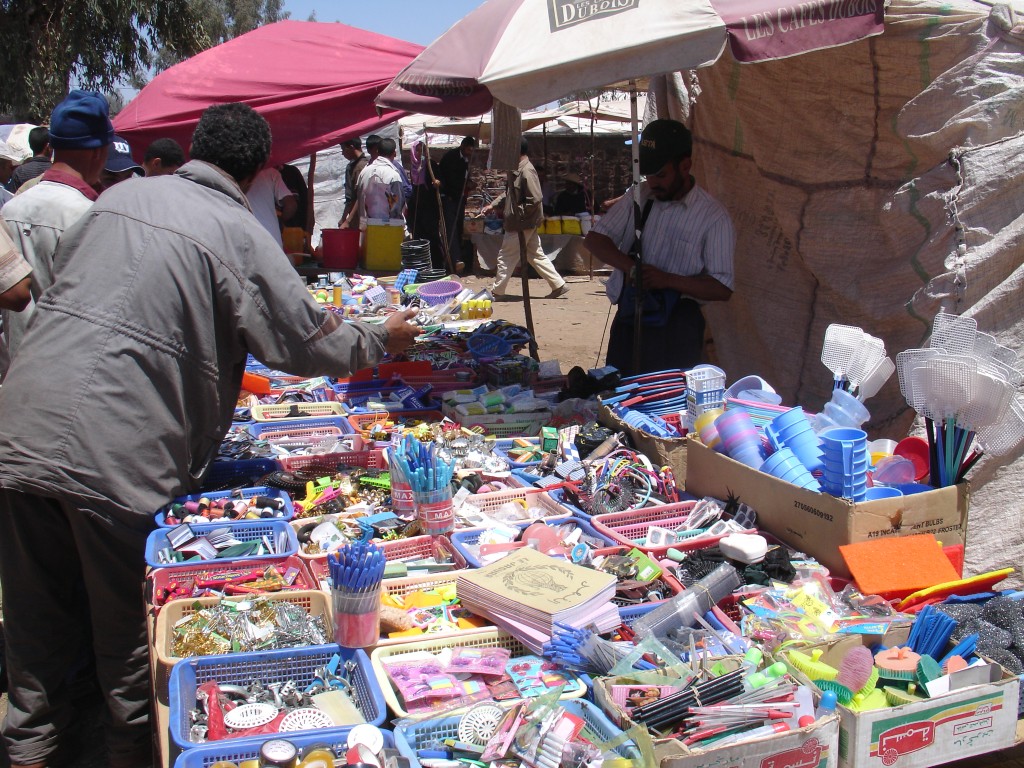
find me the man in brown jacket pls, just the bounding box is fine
[484,137,568,300]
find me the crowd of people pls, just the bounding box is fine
[0,89,735,766]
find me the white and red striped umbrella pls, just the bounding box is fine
[377,0,884,116]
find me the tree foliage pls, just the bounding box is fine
[0,0,209,121]
[0,0,289,122]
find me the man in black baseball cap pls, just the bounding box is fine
[100,134,144,189]
[584,118,736,376]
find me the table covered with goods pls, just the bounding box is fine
[147,296,1024,768]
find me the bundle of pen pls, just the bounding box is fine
[329,541,385,648]
[391,432,457,536]
[632,661,801,743]
[543,621,642,674]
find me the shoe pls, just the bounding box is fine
[547,284,570,299]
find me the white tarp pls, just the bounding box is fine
[689,0,1024,582]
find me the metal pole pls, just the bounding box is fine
[629,81,643,375]
[518,230,540,360]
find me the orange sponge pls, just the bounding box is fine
[839,534,960,601]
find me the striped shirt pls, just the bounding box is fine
[594,180,735,303]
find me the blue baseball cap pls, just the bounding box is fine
[48,90,114,150]
[105,135,144,174]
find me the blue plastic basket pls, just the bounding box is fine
[449,515,612,568]
[394,699,639,767]
[492,437,545,468]
[154,486,295,528]
[173,729,395,768]
[618,602,659,628]
[201,458,278,491]
[168,646,386,752]
[467,334,512,361]
[246,416,355,438]
[548,486,593,520]
[342,392,443,415]
[145,520,298,569]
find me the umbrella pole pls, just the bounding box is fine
[305,152,316,252]
[518,230,540,361]
[424,135,458,276]
[629,81,643,375]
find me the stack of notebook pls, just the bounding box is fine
[457,547,619,653]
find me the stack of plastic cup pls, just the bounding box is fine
[694,408,725,453]
[814,388,870,432]
[819,427,869,500]
[863,486,903,501]
[765,407,823,473]
[759,447,821,491]
[714,409,764,468]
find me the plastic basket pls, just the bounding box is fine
[201,458,278,491]
[168,646,385,751]
[152,590,330,704]
[347,410,444,441]
[145,520,299,569]
[592,502,761,558]
[376,571,488,647]
[370,628,587,717]
[342,390,443,415]
[547,486,592,520]
[247,416,356,440]
[154,486,296,528]
[146,555,316,610]
[416,279,463,306]
[172,729,395,768]
[442,407,549,439]
[305,534,465,583]
[450,514,615,568]
[250,402,348,422]
[394,698,637,766]
[467,334,511,361]
[458,485,572,521]
[280,448,388,474]
[492,437,545,468]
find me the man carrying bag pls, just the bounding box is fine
[584,120,735,377]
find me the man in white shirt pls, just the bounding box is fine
[357,137,405,227]
[246,165,297,249]
[584,119,735,377]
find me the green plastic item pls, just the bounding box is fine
[217,541,259,559]
[403,283,422,295]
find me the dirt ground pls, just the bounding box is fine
[3,270,1024,767]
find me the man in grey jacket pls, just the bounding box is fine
[0,103,419,768]
[484,137,568,300]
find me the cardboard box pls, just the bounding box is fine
[779,633,1020,768]
[683,436,969,579]
[593,675,840,768]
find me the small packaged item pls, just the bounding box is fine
[446,645,511,676]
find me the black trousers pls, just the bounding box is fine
[0,490,151,766]
[606,297,706,378]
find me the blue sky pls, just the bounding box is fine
[283,1,487,45]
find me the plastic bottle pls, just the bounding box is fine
[815,689,838,718]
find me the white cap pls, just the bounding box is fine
[0,140,19,164]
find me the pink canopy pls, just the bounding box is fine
[115,20,423,165]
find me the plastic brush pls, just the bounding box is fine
[847,688,889,712]
[835,646,874,695]
[939,633,978,666]
[884,685,925,706]
[916,656,943,690]
[813,679,854,706]
[785,649,839,682]
[874,647,921,682]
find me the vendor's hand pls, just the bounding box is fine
[383,308,421,354]
[641,264,676,291]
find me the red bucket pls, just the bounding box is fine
[321,228,360,269]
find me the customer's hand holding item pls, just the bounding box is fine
[383,307,421,354]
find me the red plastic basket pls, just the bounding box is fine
[306,535,464,585]
[347,410,445,441]
[145,555,316,611]
[279,447,387,473]
[591,502,759,558]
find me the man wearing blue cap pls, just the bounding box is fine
[0,89,113,365]
[100,134,145,190]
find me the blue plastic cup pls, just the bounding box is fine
[863,486,903,501]
[729,441,765,469]
[771,407,814,435]
[760,448,821,491]
[779,429,825,473]
[895,483,934,495]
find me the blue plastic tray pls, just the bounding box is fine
[246,416,354,438]
[154,486,295,528]
[173,729,395,768]
[145,519,298,569]
[201,458,278,491]
[169,646,386,752]
[394,699,639,767]
[449,515,612,568]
